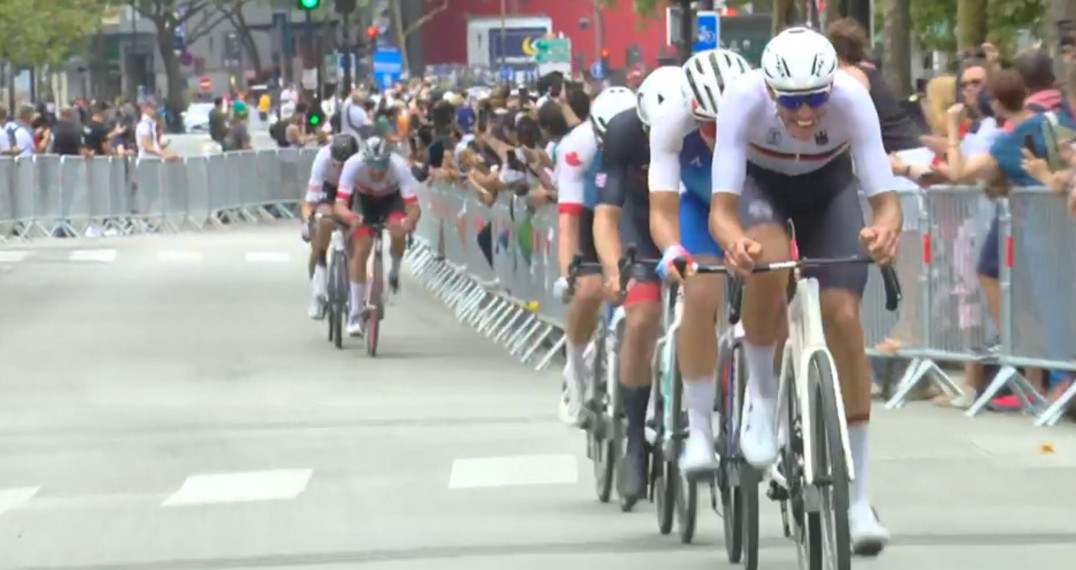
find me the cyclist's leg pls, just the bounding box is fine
[385,194,409,289]
[677,192,726,473]
[347,196,379,331]
[618,208,662,496]
[735,171,793,470]
[564,208,604,425]
[790,163,885,549]
[311,201,334,282]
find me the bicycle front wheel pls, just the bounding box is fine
[805,352,851,570]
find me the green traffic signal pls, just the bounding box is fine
[308,114,321,126]
[298,0,321,10]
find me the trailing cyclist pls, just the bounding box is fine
[302,134,359,319]
[551,85,602,426]
[647,49,752,478]
[333,136,422,336]
[592,68,683,503]
[708,27,901,554]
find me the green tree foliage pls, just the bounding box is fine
[0,0,106,66]
[907,0,1042,55]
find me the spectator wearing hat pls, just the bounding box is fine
[223,101,252,152]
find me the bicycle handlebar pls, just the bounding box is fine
[565,244,658,300]
[673,255,902,325]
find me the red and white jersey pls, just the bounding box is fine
[336,153,419,205]
[304,145,343,202]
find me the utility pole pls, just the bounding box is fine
[678,0,693,64]
[336,0,356,95]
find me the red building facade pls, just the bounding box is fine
[418,0,670,70]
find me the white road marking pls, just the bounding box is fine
[157,250,204,263]
[0,251,29,263]
[161,469,313,507]
[0,487,41,515]
[69,249,117,263]
[245,251,291,264]
[448,454,578,489]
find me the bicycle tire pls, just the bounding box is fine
[671,363,697,544]
[331,251,346,350]
[591,322,614,503]
[653,339,676,535]
[805,352,851,570]
[366,248,383,357]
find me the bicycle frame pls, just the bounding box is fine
[773,277,854,489]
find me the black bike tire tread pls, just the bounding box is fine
[807,352,851,570]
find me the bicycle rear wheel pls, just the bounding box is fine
[365,250,383,357]
[805,352,851,570]
[331,250,346,350]
[590,323,615,503]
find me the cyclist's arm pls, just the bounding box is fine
[842,75,902,234]
[303,150,329,221]
[594,138,628,278]
[392,155,422,224]
[709,79,754,249]
[334,157,359,224]
[556,133,596,277]
[647,106,685,251]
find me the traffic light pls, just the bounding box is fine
[366,26,379,39]
[600,48,610,70]
[334,0,356,13]
[297,0,321,10]
[306,100,325,131]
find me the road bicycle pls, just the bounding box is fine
[566,246,657,511]
[688,252,900,570]
[362,222,388,357]
[325,220,349,350]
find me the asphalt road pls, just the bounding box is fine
[1,224,1074,570]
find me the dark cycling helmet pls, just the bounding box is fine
[360,136,391,165]
[329,133,359,163]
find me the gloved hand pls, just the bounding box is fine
[301,221,311,242]
[552,276,571,302]
[656,244,692,282]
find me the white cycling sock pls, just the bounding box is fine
[312,265,327,295]
[349,282,365,317]
[566,342,587,388]
[848,423,871,514]
[683,376,717,440]
[744,341,778,403]
[390,255,402,277]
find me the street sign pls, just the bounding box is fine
[531,37,571,64]
[198,76,211,92]
[372,46,403,90]
[694,11,719,52]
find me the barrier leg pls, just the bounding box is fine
[520,323,555,364]
[507,316,541,355]
[479,300,515,337]
[883,358,956,410]
[1035,380,1076,427]
[534,333,566,371]
[494,310,526,345]
[455,286,486,321]
[965,365,1021,417]
[509,318,545,357]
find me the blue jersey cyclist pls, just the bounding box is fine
[646,49,752,477]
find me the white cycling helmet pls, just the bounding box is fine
[681,48,751,121]
[761,27,839,92]
[636,66,685,127]
[590,86,637,141]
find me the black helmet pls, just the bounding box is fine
[329,134,359,163]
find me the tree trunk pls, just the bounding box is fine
[772,0,799,35]
[155,27,185,132]
[233,9,263,77]
[882,0,912,96]
[956,0,987,51]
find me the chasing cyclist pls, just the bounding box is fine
[333,136,421,336]
[592,67,683,503]
[647,49,752,478]
[551,85,602,426]
[708,27,901,554]
[302,134,359,319]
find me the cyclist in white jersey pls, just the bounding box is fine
[303,134,358,319]
[647,49,751,477]
[708,28,901,554]
[333,136,421,336]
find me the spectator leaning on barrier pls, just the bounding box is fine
[223,101,252,152]
[51,107,85,156]
[84,101,113,156]
[209,97,228,144]
[5,104,37,157]
[135,99,177,161]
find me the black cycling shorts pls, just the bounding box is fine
[576,208,601,275]
[738,153,868,295]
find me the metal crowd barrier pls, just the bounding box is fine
[0,149,319,240]
[406,180,1076,427]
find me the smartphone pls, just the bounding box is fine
[1024,133,1037,155]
